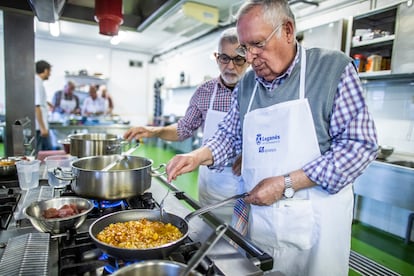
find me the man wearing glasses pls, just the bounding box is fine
[124,27,249,223]
[165,0,378,275]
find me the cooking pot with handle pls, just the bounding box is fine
[54,155,165,200]
[68,133,135,157]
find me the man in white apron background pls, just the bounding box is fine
[81,84,106,116]
[52,81,81,116]
[35,60,53,153]
[165,1,378,275]
[124,27,250,223]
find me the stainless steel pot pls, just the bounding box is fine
[111,260,201,276]
[55,155,165,200]
[69,133,129,157]
[89,194,246,261]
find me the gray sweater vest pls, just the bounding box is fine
[237,47,352,154]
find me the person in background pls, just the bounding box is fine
[164,0,378,275]
[52,81,81,115]
[81,84,106,116]
[98,85,114,115]
[35,60,53,153]
[124,27,250,223]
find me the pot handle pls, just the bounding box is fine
[184,192,249,221]
[53,167,76,181]
[150,163,166,177]
[180,224,229,276]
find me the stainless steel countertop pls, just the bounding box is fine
[0,175,268,275]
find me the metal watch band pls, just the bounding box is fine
[283,174,295,198]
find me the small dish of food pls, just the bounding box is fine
[23,197,94,234]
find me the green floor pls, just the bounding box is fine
[133,142,199,200]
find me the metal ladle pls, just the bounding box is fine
[101,143,140,171]
[159,189,170,220]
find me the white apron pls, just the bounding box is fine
[242,48,353,276]
[61,98,77,114]
[198,83,240,224]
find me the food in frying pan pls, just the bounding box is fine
[43,204,87,219]
[96,218,183,249]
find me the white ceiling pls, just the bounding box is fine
[2,0,337,57]
[34,0,245,57]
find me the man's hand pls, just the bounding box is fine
[166,147,213,182]
[245,176,284,206]
[124,126,156,141]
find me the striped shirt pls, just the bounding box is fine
[205,49,378,194]
[177,77,234,140]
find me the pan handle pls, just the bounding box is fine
[180,224,229,276]
[184,192,249,221]
[150,163,166,177]
[106,139,140,153]
[53,167,76,181]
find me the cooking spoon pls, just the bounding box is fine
[159,189,170,220]
[101,143,140,172]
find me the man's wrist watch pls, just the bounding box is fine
[283,174,295,198]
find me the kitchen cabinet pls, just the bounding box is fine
[346,2,414,78]
[298,19,346,51]
[391,1,414,74]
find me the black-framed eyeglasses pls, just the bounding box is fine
[236,23,284,57]
[215,53,247,66]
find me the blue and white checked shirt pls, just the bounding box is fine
[205,49,378,194]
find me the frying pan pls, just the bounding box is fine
[89,193,248,260]
[111,224,229,276]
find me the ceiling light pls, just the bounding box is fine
[110,35,121,45]
[110,31,126,45]
[49,21,60,37]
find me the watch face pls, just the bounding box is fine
[284,187,295,198]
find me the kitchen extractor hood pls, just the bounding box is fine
[139,1,219,46]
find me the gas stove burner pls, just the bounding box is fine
[93,200,125,209]
[126,192,156,209]
[101,253,139,274]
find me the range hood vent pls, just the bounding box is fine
[141,1,218,39]
[28,0,66,23]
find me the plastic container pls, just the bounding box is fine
[15,160,41,190]
[353,54,366,72]
[365,54,382,72]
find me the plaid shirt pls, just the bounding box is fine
[205,48,378,194]
[176,77,233,140]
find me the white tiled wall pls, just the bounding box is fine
[364,79,414,155]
